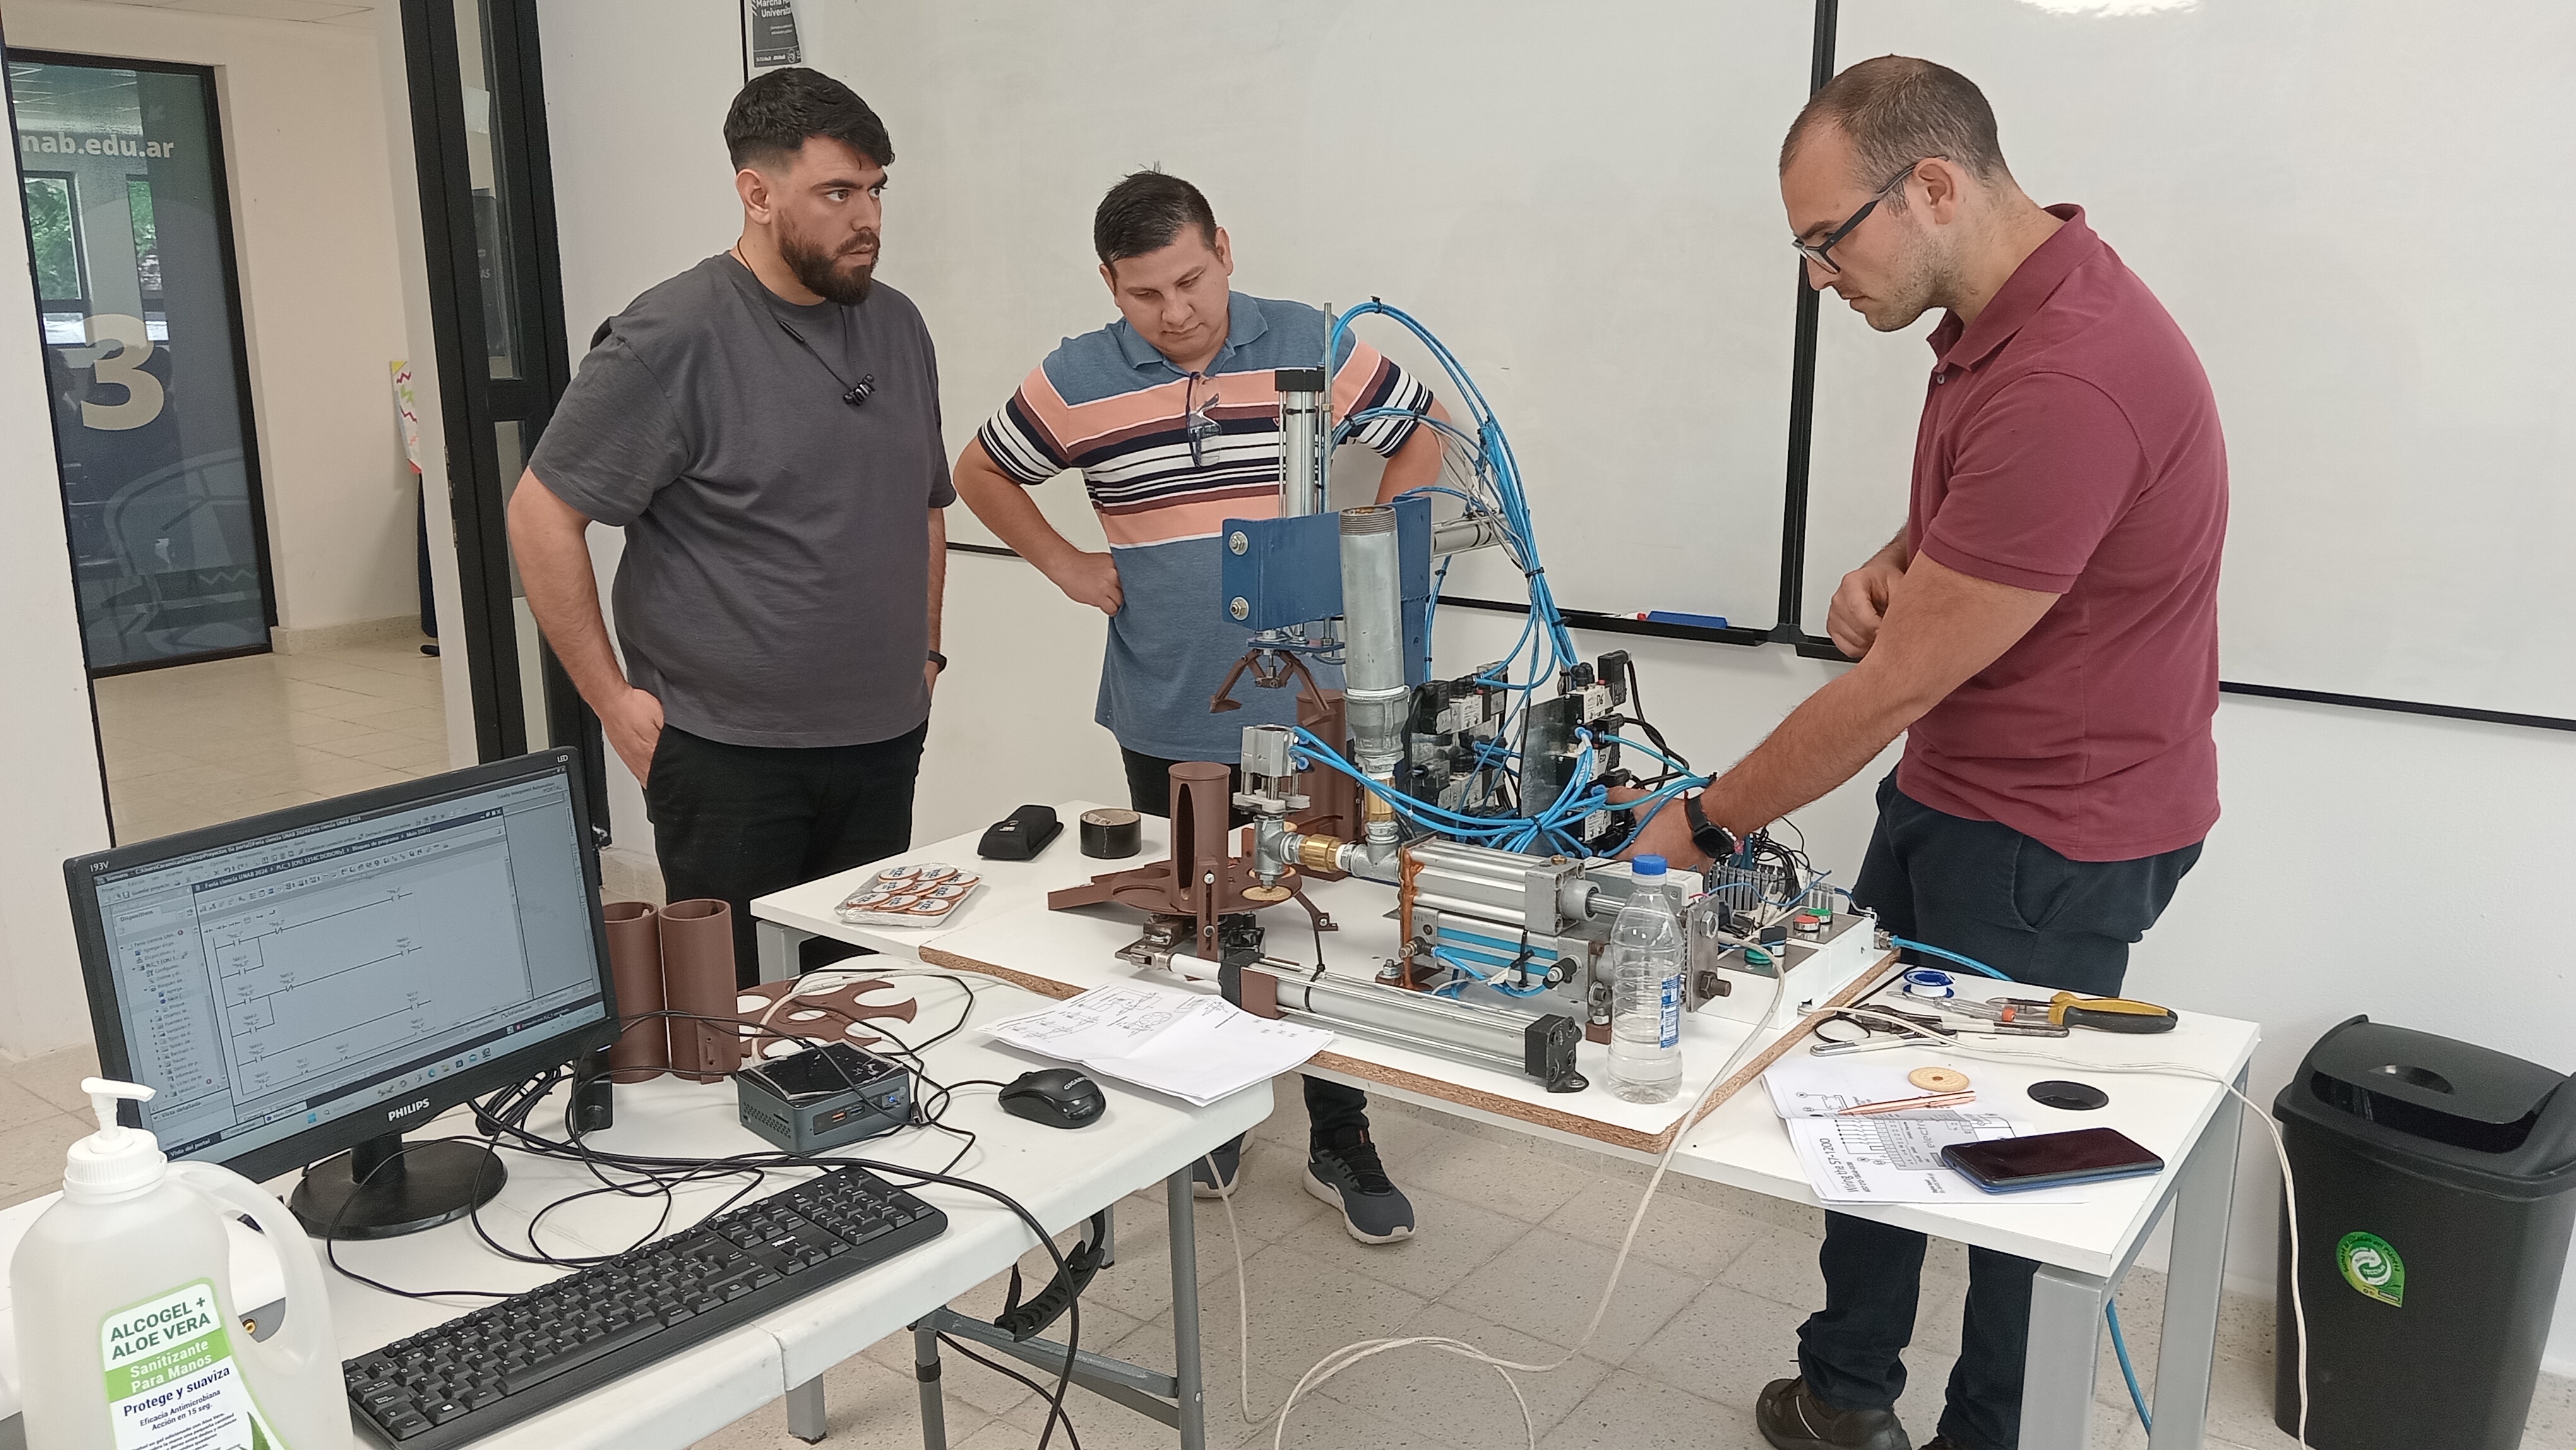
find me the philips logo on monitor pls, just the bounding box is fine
[388,1098,433,1120]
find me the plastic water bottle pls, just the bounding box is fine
[1606,855,1686,1103]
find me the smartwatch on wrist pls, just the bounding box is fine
[926,649,948,673]
[1683,791,1737,864]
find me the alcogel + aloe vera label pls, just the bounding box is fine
[102,1279,283,1450]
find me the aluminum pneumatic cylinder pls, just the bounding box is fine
[1339,503,1408,801]
[1275,367,1327,518]
[1228,957,1588,1093]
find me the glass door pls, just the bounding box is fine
[8,52,277,673]
[402,0,607,835]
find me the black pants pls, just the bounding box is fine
[1798,775,2200,1450]
[648,722,928,988]
[1121,747,1372,1146]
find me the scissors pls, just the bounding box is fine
[1808,1005,1949,1056]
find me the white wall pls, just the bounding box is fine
[534,0,2576,1375]
[7,0,423,635]
[0,17,116,1057]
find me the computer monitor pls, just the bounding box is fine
[66,748,619,1240]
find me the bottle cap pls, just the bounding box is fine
[65,1078,165,1202]
[1632,854,1667,876]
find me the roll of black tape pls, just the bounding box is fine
[1080,807,1142,859]
[2028,1079,2109,1111]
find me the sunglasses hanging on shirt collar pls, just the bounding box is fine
[775,318,875,408]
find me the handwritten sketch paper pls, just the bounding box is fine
[1764,1057,2092,1204]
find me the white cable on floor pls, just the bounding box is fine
[1261,970,1790,1450]
[1205,1151,1261,1426]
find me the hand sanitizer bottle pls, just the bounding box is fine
[11,1079,350,1449]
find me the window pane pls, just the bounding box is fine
[11,59,274,669]
[22,175,83,301]
[455,0,522,380]
[127,177,159,296]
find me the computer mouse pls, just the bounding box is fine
[999,1069,1106,1129]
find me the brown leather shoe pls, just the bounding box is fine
[1756,1377,1912,1450]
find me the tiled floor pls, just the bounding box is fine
[92,637,453,845]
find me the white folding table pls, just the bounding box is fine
[0,969,1269,1450]
[754,803,2260,1449]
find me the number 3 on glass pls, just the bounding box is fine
[78,313,165,431]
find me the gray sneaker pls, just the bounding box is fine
[1303,1128,1414,1243]
[1191,1135,1243,1199]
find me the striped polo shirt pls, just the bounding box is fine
[978,293,1431,761]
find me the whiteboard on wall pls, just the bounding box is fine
[797,1,1815,634]
[1805,0,2576,720]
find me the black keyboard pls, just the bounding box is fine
[344,1165,948,1449]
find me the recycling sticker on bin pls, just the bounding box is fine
[2337,1231,2406,1307]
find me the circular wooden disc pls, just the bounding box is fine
[1908,1066,1971,1093]
[1242,884,1293,903]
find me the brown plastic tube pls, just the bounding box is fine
[600,901,667,1083]
[659,898,739,1083]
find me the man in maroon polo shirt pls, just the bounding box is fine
[1623,57,2224,1450]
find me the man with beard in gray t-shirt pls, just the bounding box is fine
[510,68,950,985]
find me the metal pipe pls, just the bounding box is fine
[1430,515,1506,555]
[1275,366,1326,517]
[1405,839,1539,882]
[1409,884,1532,925]
[1253,962,1534,1072]
[1339,508,1409,838]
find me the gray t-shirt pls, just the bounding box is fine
[530,255,953,748]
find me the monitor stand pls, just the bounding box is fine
[289,1132,506,1240]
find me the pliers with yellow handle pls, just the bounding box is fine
[1998,992,2179,1034]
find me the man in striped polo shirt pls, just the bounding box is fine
[951,170,1448,1243]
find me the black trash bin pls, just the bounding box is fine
[2273,1016,2576,1450]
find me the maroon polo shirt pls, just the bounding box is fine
[1899,205,2227,862]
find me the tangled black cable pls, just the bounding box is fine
[312,976,1088,1447]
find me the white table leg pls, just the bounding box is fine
[1098,1201,1116,1267]
[914,1322,948,1450]
[785,1375,827,1443]
[758,919,810,983]
[2149,1065,2245,1449]
[1167,1168,1207,1450]
[2021,1264,2108,1449]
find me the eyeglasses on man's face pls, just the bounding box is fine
[1791,162,1924,277]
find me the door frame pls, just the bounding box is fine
[7,47,282,678]
[398,0,608,835]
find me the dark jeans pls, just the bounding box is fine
[648,721,928,988]
[1121,746,1372,1147]
[1798,775,2201,1450]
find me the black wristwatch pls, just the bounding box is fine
[926,649,948,673]
[1683,791,1737,864]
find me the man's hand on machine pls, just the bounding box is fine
[1042,548,1124,615]
[602,686,666,788]
[1609,785,1708,870]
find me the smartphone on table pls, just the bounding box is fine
[1942,1127,2164,1192]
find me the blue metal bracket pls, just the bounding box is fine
[1218,496,1431,685]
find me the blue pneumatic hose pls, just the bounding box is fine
[2107,1300,2150,1431]
[1887,937,2015,981]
